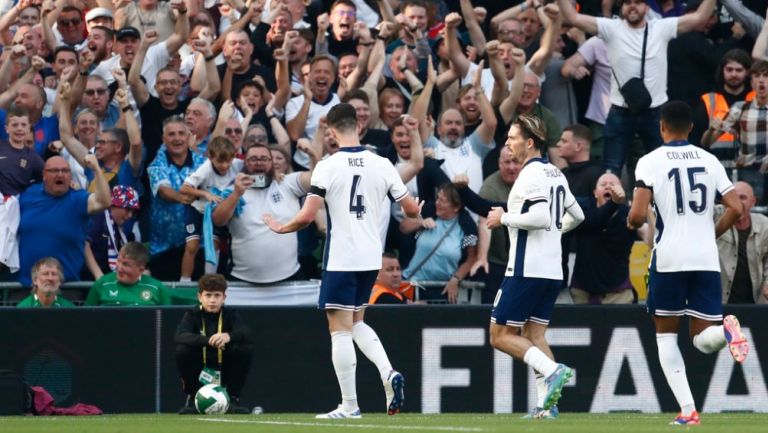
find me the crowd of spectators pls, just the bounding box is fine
[1,0,767,306]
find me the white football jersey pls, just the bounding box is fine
[311,147,409,271]
[635,142,733,272]
[505,158,577,280]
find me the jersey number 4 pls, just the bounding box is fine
[349,175,366,219]
[668,167,707,215]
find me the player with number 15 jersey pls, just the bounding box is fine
[311,148,409,272]
[635,144,733,272]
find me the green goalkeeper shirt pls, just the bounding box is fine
[85,273,170,306]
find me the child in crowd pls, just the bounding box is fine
[180,137,243,281]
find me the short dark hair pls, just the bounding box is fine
[54,46,79,62]
[60,5,82,15]
[91,25,115,39]
[296,28,314,45]
[660,101,693,135]
[326,103,358,134]
[716,49,752,85]
[342,89,369,105]
[382,252,399,260]
[331,0,356,11]
[751,60,768,76]
[198,274,228,293]
[6,106,30,123]
[121,242,150,268]
[402,0,427,12]
[514,114,548,155]
[563,124,592,144]
[235,80,264,99]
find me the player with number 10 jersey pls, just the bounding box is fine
[504,159,578,280]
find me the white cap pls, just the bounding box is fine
[85,7,113,23]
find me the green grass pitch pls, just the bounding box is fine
[1,413,765,433]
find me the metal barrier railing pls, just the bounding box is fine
[410,280,486,304]
[0,279,487,306]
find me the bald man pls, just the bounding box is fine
[715,181,768,304]
[570,172,653,304]
[17,155,111,286]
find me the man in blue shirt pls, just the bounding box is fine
[147,117,205,281]
[18,154,111,286]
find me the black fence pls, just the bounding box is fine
[1,305,766,413]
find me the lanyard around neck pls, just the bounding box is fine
[201,309,223,365]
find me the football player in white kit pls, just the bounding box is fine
[627,101,748,426]
[263,103,422,419]
[486,114,584,418]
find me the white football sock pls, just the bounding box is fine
[657,333,695,415]
[352,321,393,382]
[331,331,358,411]
[535,371,547,407]
[693,325,727,354]
[523,347,557,378]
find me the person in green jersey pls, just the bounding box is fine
[16,257,75,308]
[85,242,170,306]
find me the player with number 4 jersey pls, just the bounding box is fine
[628,101,748,426]
[263,104,421,420]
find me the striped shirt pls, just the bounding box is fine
[722,100,768,159]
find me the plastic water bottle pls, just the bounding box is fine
[252,406,263,415]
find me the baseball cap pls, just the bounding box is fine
[111,185,140,210]
[115,26,141,41]
[85,7,113,23]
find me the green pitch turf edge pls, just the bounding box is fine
[0,413,765,433]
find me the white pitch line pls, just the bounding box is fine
[196,418,486,432]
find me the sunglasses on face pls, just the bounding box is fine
[85,88,108,96]
[225,128,243,135]
[58,18,82,27]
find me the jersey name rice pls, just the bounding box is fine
[506,158,576,280]
[311,147,409,271]
[635,142,733,272]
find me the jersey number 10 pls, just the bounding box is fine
[548,185,566,230]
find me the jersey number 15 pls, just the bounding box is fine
[668,167,707,215]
